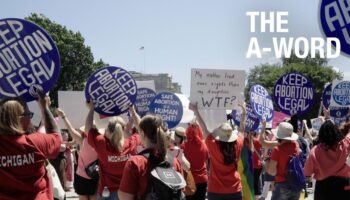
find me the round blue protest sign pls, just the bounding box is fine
[332,81,350,106]
[250,84,274,122]
[322,83,332,109]
[85,66,137,116]
[320,0,350,56]
[135,87,156,117]
[273,73,315,116]
[149,92,183,129]
[0,18,60,101]
[330,106,349,118]
[231,104,260,132]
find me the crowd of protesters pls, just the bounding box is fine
[0,93,349,200]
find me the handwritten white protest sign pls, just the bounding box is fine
[190,68,245,109]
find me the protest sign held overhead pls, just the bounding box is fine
[310,117,322,133]
[232,104,260,132]
[273,72,315,116]
[190,68,245,110]
[250,84,274,122]
[149,91,183,129]
[135,87,156,117]
[330,80,350,107]
[322,83,332,109]
[0,18,60,101]
[85,66,137,116]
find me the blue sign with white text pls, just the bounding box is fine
[320,0,350,56]
[0,18,60,102]
[85,66,137,116]
[231,104,260,132]
[332,81,350,106]
[135,87,156,117]
[322,83,332,109]
[273,73,315,116]
[250,84,274,122]
[149,92,183,129]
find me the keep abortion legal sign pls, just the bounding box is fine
[190,68,245,110]
[250,84,274,122]
[85,66,137,116]
[273,72,315,116]
[0,18,60,101]
[330,80,350,107]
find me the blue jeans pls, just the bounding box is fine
[271,182,300,200]
[97,191,118,200]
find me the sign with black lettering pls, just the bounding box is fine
[250,84,274,121]
[273,73,315,116]
[85,66,137,116]
[149,92,183,129]
[190,68,245,109]
[231,104,260,132]
[135,87,156,117]
[0,18,60,101]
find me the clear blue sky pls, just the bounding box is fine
[2,0,350,95]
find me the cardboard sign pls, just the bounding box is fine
[231,104,260,132]
[250,84,274,121]
[85,66,137,116]
[320,0,350,56]
[149,92,183,129]
[322,83,332,109]
[190,68,245,109]
[310,118,322,132]
[0,18,60,101]
[330,80,350,107]
[273,72,315,116]
[135,87,156,117]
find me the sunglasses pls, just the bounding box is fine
[21,112,34,119]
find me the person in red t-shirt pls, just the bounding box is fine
[184,122,209,200]
[0,94,61,200]
[304,120,350,200]
[252,133,263,199]
[85,102,142,200]
[189,102,246,200]
[266,121,301,200]
[118,106,183,200]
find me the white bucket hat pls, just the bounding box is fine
[273,122,298,141]
[214,123,238,142]
[170,127,186,141]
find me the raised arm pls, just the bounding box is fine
[85,101,95,134]
[129,105,141,133]
[238,102,247,135]
[259,117,278,148]
[57,108,83,145]
[38,92,58,134]
[189,102,210,139]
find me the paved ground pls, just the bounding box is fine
[65,189,314,200]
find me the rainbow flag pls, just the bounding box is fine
[238,146,254,200]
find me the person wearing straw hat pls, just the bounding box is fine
[266,121,301,200]
[189,102,246,200]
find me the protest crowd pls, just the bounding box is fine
[0,18,350,200]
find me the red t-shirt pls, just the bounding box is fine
[88,128,142,194]
[184,125,209,184]
[119,154,183,198]
[0,133,61,200]
[270,141,299,182]
[205,134,244,193]
[253,138,262,169]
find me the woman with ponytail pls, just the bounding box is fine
[85,102,142,200]
[118,106,183,200]
[189,102,246,200]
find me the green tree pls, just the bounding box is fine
[25,13,108,106]
[245,53,343,120]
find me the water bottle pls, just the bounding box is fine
[102,186,110,197]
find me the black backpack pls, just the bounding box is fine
[139,150,186,200]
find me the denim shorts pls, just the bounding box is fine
[271,182,301,200]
